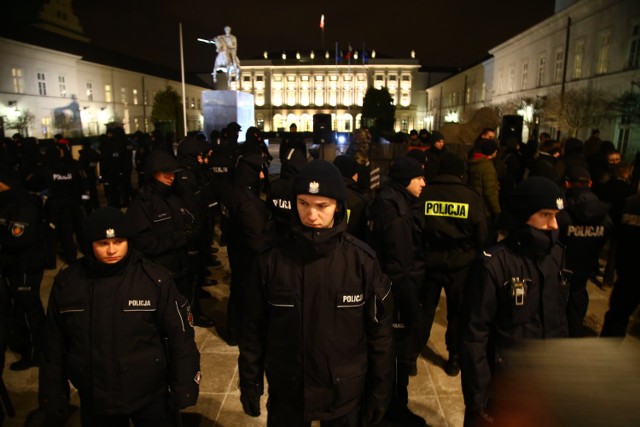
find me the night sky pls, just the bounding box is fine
[72,0,557,73]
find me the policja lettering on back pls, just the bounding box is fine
[425,201,469,218]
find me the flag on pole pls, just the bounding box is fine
[320,14,325,29]
[344,43,353,61]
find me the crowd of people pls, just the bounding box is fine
[1,123,639,426]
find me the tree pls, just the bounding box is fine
[543,87,609,137]
[607,90,640,125]
[6,109,35,137]
[150,85,184,137]
[362,87,395,134]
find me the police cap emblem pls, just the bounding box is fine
[105,228,115,238]
[309,181,320,194]
[556,198,564,210]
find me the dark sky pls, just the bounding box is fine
[73,0,557,73]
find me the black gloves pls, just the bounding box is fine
[240,389,261,417]
[365,401,387,425]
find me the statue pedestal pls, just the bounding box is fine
[202,90,254,142]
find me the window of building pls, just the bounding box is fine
[481,83,486,102]
[374,74,384,90]
[121,87,128,105]
[537,55,546,87]
[554,48,564,83]
[86,82,93,101]
[573,40,584,79]
[133,89,139,105]
[11,68,24,94]
[521,62,529,90]
[144,91,149,105]
[41,116,52,138]
[58,76,67,97]
[105,84,112,102]
[628,24,640,69]
[597,32,610,74]
[498,70,504,94]
[37,72,47,96]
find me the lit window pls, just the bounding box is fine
[59,76,67,97]
[11,68,24,94]
[628,24,640,69]
[597,32,610,74]
[554,49,563,83]
[86,82,93,101]
[573,41,584,79]
[105,84,112,102]
[121,87,128,105]
[133,89,139,105]
[522,62,529,90]
[537,56,546,86]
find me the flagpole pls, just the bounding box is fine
[179,22,188,137]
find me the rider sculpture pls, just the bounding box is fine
[211,26,241,84]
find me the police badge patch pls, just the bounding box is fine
[194,371,201,384]
[186,304,195,328]
[10,222,27,237]
[309,181,320,194]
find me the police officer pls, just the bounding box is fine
[367,156,427,426]
[26,143,86,265]
[0,170,46,371]
[238,160,394,426]
[267,147,307,234]
[334,155,369,241]
[220,153,274,344]
[557,166,612,337]
[39,207,200,426]
[600,191,640,338]
[460,177,569,426]
[126,150,213,327]
[418,152,488,377]
[279,123,307,162]
[78,138,101,215]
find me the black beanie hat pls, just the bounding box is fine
[508,177,565,223]
[333,155,359,178]
[430,131,445,144]
[84,207,131,243]
[292,160,347,202]
[389,156,424,186]
[144,149,182,176]
[437,152,465,177]
[406,149,428,166]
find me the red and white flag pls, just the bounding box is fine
[320,14,325,29]
[344,43,353,61]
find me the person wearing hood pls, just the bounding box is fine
[557,166,612,337]
[267,147,307,234]
[238,160,393,426]
[424,131,446,183]
[0,170,47,371]
[367,156,427,426]
[39,207,200,426]
[126,150,213,328]
[333,154,370,240]
[460,177,570,426]
[220,152,275,344]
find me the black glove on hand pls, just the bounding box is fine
[240,391,261,417]
[365,401,387,425]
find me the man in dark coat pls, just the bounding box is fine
[460,177,569,426]
[220,153,275,344]
[557,166,612,337]
[368,156,427,426]
[417,153,488,377]
[267,147,307,234]
[39,207,200,426]
[238,160,393,426]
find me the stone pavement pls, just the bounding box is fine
[4,238,638,427]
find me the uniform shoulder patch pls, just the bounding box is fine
[344,233,377,258]
[482,244,505,259]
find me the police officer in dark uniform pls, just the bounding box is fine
[279,123,307,162]
[238,160,394,426]
[220,153,274,344]
[267,147,307,234]
[126,150,213,327]
[0,170,46,371]
[557,166,612,337]
[39,207,200,426]
[26,143,86,265]
[78,138,101,215]
[333,155,369,241]
[601,191,640,337]
[460,177,569,426]
[368,156,427,426]
[417,153,488,377]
